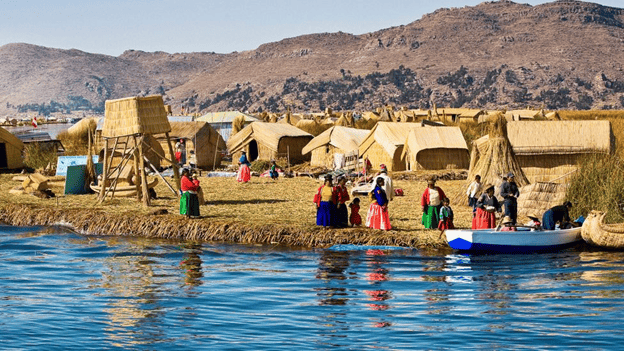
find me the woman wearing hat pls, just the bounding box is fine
[421,177,447,229]
[542,201,573,230]
[314,174,336,228]
[366,176,391,230]
[472,185,502,229]
[237,151,252,183]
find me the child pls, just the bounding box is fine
[349,197,362,227]
[466,174,482,214]
[438,197,454,236]
[269,160,279,181]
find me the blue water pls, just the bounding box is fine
[2,225,624,350]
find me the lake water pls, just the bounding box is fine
[2,224,624,350]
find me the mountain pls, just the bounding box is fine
[3,0,624,116]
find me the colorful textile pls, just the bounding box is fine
[472,207,497,229]
[317,201,333,227]
[181,176,199,192]
[269,165,278,179]
[421,204,441,229]
[237,164,251,182]
[180,191,200,217]
[334,185,350,204]
[421,187,447,208]
[349,204,361,226]
[175,151,182,164]
[371,186,388,207]
[366,202,391,230]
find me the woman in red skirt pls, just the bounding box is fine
[237,151,251,183]
[366,177,391,230]
[472,185,502,229]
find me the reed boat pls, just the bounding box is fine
[581,210,624,249]
[90,178,158,197]
[445,226,582,253]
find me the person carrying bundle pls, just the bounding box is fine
[542,201,573,230]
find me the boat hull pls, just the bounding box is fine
[445,227,582,253]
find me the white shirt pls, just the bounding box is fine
[466,181,482,198]
[429,188,441,206]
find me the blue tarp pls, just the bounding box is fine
[327,244,412,251]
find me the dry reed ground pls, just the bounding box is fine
[0,172,471,250]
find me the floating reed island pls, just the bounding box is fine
[0,173,472,250]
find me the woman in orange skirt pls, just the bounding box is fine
[472,185,502,229]
[237,151,251,183]
[366,177,391,230]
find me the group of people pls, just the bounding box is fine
[236,151,279,183]
[467,172,575,230]
[314,174,362,228]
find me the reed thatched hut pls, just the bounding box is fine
[434,108,484,123]
[157,121,226,169]
[0,126,24,169]
[504,109,544,122]
[227,122,313,163]
[358,122,425,171]
[401,126,469,170]
[506,120,613,183]
[302,126,369,169]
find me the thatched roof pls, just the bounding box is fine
[507,120,612,155]
[67,117,98,136]
[227,121,312,154]
[102,95,171,138]
[436,108,484,119]
[302,126,369,155]
[400,126,468,159]
[0,126,24,150]
[196,110,259,124]
[504,109,544,121]
[166,121,225,148]
[358,122,423,157]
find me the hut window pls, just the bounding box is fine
[325,146,330,154]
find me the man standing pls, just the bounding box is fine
[500,172,520,225]
[466,174,482,212]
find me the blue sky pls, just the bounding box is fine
[1,0,622,56]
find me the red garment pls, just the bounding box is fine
[438,218,455,231]
[175,151,182,163]
[365,202,391,230]
[237,164,251,182]
[334,185,350,204]
[349,204,361,226]
[472,207,496,229]
[420,187,447,208]
[181,176,199,192]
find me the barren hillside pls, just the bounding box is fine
[2,0,624,116]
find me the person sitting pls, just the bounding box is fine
[499,216,517,231]
[542,201,573,230]
[269,160,279,181]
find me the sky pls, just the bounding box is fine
[1,0,622,56]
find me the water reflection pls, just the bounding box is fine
[179,242,204,288]
[316,250,351,306]
[99,238,171,348]
[364,249,392,327]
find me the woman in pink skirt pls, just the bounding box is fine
[237,151,251,183]
[366,177,391,230]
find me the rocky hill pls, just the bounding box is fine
[3,0,624,116]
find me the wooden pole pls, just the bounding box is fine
[132,135,142,202]
[98,138,109,202]
[103,146,137,199]
[165,132,181,193]
[144,155,178,196]
[138,135,150,207]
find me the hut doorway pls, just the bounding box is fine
[248,140,258,161]
[0,143,7,168]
